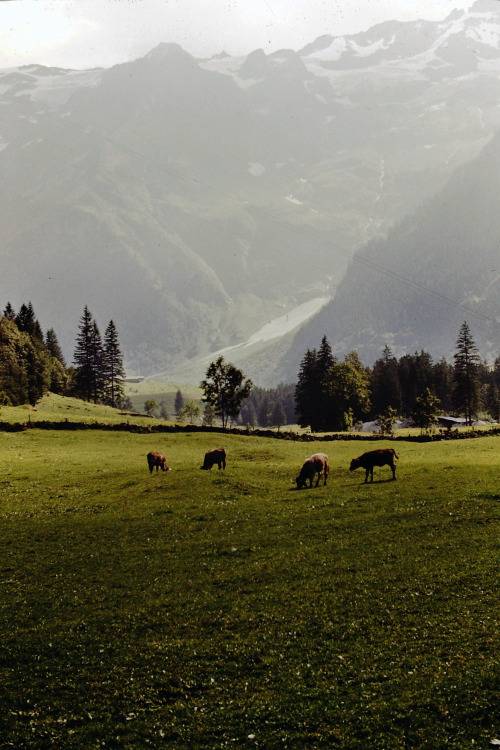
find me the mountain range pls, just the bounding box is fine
[1,0,499,383]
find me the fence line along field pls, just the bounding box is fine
[0,430,498,748]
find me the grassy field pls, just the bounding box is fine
[0,429,498,748]
[0,393,165,426]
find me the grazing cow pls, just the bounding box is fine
[200,448,226,471]
[349,448,398,483]
[296,453,329,489]
[147,451,170,474]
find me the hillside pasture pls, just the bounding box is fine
[0,430,498,748]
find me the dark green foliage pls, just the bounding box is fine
[3,302,15,320]
[376,405,398,436]
[296,338,370,431]
[90,321,105,404]
[15,301,37,336]
[159,401,169,420]
[295,347,321,430]
[453,321,481,425]
[200,356,253,429]
[0,318,50,405]
[432,358,454,413]
[45,328,65,366]
[397,351,434,416]
[412,387,442,433]
[371,345,402,416]
[73,306,95,402]
[103,320,125,408]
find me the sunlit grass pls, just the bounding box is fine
[0,430,498,747]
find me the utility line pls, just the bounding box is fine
[351,254,499,327]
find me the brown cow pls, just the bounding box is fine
[147,451,170,474]
[349,448,398,483]
[200,448,226,471]
[296,453,329,489]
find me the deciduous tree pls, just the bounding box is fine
[200,356,252,429]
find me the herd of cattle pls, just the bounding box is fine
[147,447,399,486]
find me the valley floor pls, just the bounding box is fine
[0,430,498,748]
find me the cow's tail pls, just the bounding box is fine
[392,449,399,460]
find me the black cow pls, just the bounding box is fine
[349,448,398,483]
[200,448,226,471]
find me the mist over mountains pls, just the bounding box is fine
[1,1,499,383]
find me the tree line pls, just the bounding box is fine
[294,322,499,431]
[0,302,126,408]
[1,303,498,434]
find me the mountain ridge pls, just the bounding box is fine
[1,0,499,380]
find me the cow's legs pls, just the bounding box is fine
[315,473,320,487]
[391,464,396,480]
[370,467,374,482]
[364,468,369,483]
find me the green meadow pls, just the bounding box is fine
[0,429,498,748]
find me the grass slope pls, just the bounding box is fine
[0,431,498,748]
[0,393,163,426]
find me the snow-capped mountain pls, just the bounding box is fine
[1,1,499,380]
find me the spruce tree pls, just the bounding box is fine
[73,306,95,401]
[295,348,318,429]
[103,320,125,408]
[452,321,480,425]
[45,328,66,366]
[3,302,15,320]
[15,302,36,335]
[90,321,105,404]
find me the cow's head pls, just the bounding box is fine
[295,472,306,489]
[349,458,360,472]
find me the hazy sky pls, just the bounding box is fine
[1,0,478,69]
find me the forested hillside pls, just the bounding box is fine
[281,130,500,380]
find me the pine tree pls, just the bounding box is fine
[45,328,66,366]
[3,302,15,320]
[295,348,319,429]
[73,306,94,401]
[15,302,36,336]
[103,320,125,408]
[453,321,480,425]
[174,389,184,416]
[90,321,105,404]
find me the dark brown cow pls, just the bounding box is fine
[147,451,170,474]
[200,448,226,471]
[349,448,398,483]
[296,453,329,489]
